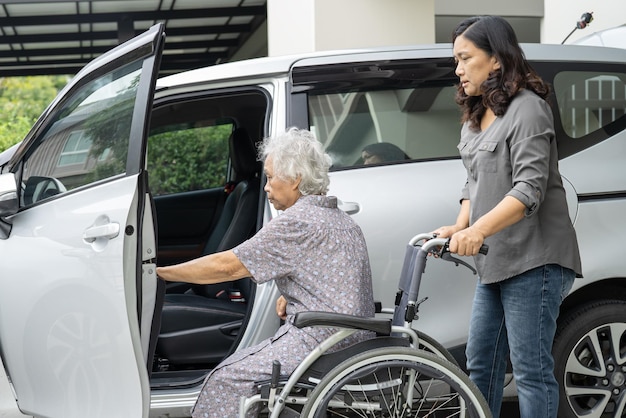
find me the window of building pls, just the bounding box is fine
[57,131,92,167]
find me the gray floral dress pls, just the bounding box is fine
[191,195,374,418]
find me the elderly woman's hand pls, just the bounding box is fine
[276,295,287,320]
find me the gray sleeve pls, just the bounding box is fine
[460,180,469,203]
[504,97,554,216]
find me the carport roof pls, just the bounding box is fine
[0,0,267,77]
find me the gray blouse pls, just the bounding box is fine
[457,89,582,283]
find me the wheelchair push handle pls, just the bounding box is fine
[409,233,489,255]
[409,233,488,275]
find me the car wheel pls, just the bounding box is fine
[554,299,626,418]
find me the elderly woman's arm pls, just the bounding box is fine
[156,250,251,285]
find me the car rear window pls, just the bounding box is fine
[554,70,626,139]
[294,58,461,170]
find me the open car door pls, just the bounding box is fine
[0,24,164,418]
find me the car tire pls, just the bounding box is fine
[553,299,626,418]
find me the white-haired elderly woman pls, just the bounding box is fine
[157,127,375,418]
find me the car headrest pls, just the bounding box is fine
[229,128,259,179]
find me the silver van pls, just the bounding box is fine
[0,23,625,418]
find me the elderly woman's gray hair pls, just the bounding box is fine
[258,128,332,195]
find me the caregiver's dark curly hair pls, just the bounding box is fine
[452,15,551,131]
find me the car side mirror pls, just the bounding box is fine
[0,173,18,239]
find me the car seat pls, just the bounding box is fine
[155,127,261,367]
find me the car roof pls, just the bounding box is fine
[572,25,626,48]
[156,42,626,90]
[4,42,625,170]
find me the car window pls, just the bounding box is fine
[20,60,143,207]
[554,70,626,138]
[299,59,460,169]
[147,122,231,196]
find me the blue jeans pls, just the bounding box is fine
[465,264,575,418]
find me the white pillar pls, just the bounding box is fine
[267,0,435,57]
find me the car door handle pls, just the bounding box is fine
[338,200,360,215]
[83,222,120,243]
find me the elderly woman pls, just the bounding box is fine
[157,127,375,418]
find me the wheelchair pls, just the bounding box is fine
[240,233,492,418]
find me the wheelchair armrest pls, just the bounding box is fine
[293,311,392,336]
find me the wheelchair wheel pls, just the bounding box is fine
[415,329,458,366]
[300,347,491,418]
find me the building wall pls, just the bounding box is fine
[434,0,625,44]
[242,0,625,61]
[266,0,435,57]
[312,0,435,51]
